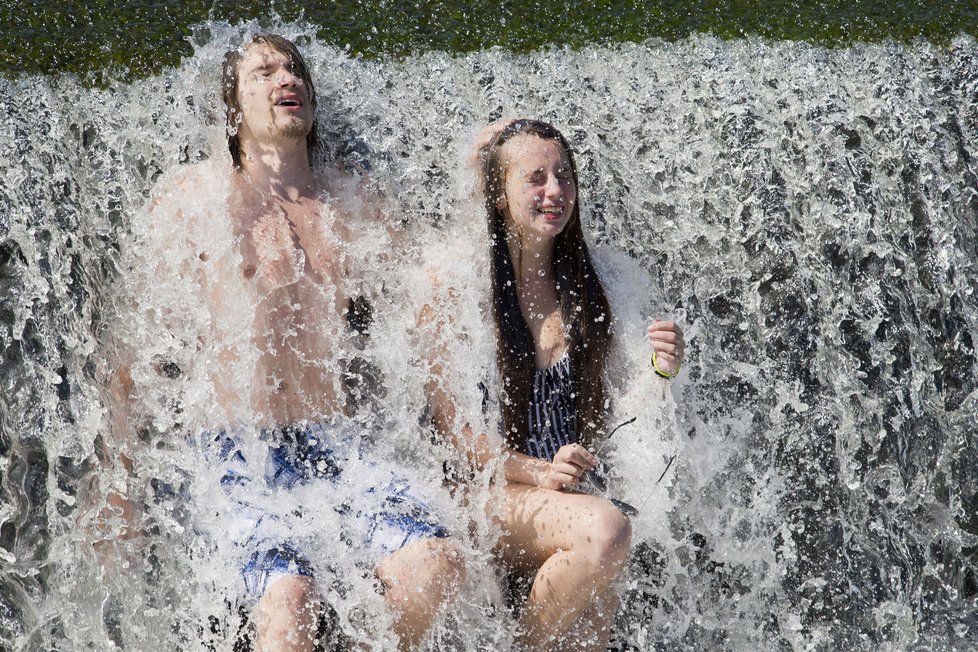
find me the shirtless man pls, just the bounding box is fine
[104,33,463,651]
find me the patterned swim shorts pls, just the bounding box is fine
[203,419,449,602]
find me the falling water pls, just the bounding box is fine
[1,22,977,650]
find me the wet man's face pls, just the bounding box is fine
[235,44,313,145]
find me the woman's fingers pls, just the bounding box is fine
[654,350,679,365]
[472,118,516,162]
[648,319,685,377]
[647,319,678,334]
[544,445,603,490]
[647,321,683,343]
[554,443,598,470]
[541,463,582,491]
[551,463,582,486]
[647,320,686,359]
[651,341,681,356]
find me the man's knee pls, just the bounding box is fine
[425,538,466,595]
[254,574,321,649]
[380,538,466,602]
[261,574,318,611]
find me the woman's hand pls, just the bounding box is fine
[648,319,685,378]
[470,118,516,168]
[540,443,599,491]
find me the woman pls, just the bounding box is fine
[430,119,685,650]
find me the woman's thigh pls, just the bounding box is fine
[495,483,627,571]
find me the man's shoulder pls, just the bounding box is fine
[154,160,231,200]
[314,166,382,232]
[138,160,232,246]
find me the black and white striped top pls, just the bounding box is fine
[525,352,578,461]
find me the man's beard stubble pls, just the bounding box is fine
[278,119,310,141]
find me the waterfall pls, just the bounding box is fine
[1,22,976,650]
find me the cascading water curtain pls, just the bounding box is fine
[1,24,976,650]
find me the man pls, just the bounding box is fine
[105,33,463,651]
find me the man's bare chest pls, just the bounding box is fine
[236,204,346,290]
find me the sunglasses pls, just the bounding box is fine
[565,417,638,516]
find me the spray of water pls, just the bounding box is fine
[1,21,977,650]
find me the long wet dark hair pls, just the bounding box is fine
[482,119,613,453]
[221,33,319,169]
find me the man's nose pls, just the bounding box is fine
[274,70,301,87]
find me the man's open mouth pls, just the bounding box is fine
[275,97,302,107]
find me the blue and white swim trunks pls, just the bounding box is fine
[202,418,449,602]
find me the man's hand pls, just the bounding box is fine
[648,320,685,378]
[539,443,599,491]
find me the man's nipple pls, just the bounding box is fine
[242,264,257,279]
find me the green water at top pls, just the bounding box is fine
[1,0,976,82]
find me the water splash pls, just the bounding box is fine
[1,23,977,650]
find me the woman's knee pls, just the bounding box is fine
[584,503,632,567]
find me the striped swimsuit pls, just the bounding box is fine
[525,353,578,460]
[523,353,638,514]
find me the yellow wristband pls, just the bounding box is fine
[652,351,680,379]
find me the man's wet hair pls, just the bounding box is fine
[221,33,319,169]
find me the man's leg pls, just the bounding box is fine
[253,575,321,652]
[375,538,466,651]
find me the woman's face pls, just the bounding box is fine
[499,134,577,242]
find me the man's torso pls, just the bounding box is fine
[184,171,371,426]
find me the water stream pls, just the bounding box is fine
[1,23,977,650]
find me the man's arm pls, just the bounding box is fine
[89,336,143,561]
[87,166,205,557]
[416,294,495,473]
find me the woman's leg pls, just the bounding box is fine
[375,537,466,651]
[559,587,620,651]
[496,483,632,651]
[253,575,322,652]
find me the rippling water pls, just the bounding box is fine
[1,22,977,650]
